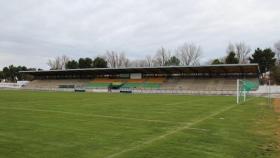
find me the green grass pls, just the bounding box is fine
[0,90,278,158]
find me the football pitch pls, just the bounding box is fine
[0,90,279,158]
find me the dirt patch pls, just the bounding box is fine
[275,121,280,158]
[274,99,280,113]
[273,99,280,157]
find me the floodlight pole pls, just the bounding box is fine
[243,88,246,102]
[237,79,239,104]
[268,80,271,106]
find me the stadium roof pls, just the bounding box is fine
[21,64,260,76]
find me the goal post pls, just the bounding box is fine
[237,79,245,104]
[237,79,259,104]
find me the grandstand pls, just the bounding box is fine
[25,79,90,89]
[20,64,260,94]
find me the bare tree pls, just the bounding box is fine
[60,55,70,70]
[118,52,130,68]
[226,43,236,54]
[145,55,153,67]
[153,47,171,66]
[105,51,118,68]
[235,42,251,64]
[47,55,69,70]
[47,58,59,70]
[274,41,280,64]
[105,51,130,68]
[176,43,202,66]
[225,42,251,64]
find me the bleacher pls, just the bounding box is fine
[20,64,260,93]
[121,78,164,89]
[24,77,259,91]
[121,83,161,89]
[160,78,259,91]
[86,78,121,89]
[24,79,90,89]
[85,78,165,89]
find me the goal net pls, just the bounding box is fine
[236,79,259,104]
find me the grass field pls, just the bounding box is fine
[0,90,279,158]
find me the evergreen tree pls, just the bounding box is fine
[92,57,107,68]
[211,59,223,64]
[78,58,93,68]
[249,48,276,73]
[225,52,239,64]
[66,60,79,69]
[165,56,180,66]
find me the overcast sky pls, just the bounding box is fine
[0,0,279,69]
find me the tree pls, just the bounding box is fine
[225,52,239,64]
[145,55,153,67]
[235,42,251,64]
[118,53,130,68]
[154,47,171,66]
[249,48,276,73]
[78,58,93,68]
[47,55,69,70]
[1,65,29,81]
[176,43,202,66]
[211,59,224,65]
[105,51,129,68]
[106,51,117,68]
[6,65,16,81]
[0,71,3,80]
[226,43,236,54]
[2,67,10,81]
[226,42,251,63]
[27,68,37,71]
[165,56,180,66]
[16,66,28,80]
[92,57,107,68]
[47,57,60,70]
[272,65,280,84]
[66,60,79,69]
[60,55,70,70]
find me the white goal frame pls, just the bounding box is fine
[236,79,250,104]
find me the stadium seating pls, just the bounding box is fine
[24,79,91,89]
[121,78,163,89]
[121,83,161,89]
[24,77,259,92]
[160,78,259,91]
[85,78,124,89]
[86,83,111,88]
[126,79,145,83]
[145,77,166,83]
[86,78,164,89]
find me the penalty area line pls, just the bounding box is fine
[105,104,236,158]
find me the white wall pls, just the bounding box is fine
[0,81,29,88]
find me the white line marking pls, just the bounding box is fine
[105,104,236,158]
[165,102,187,106]
[185,127,209,132]
[0,107,181,125]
